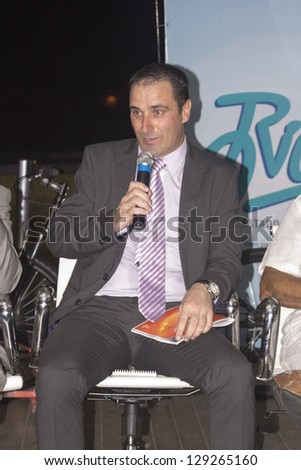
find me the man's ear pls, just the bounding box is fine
[182,99,192,124]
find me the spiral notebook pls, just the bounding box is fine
[95,369,193,388]
[131,306,234,345]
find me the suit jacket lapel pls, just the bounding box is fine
[113,140,138,204]
[179,147,206,218]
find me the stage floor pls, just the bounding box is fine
[1,385,301,450]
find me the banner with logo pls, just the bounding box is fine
[165,0,301,246]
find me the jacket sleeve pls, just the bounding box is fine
[194,164,243,304]
[46,146,123,260]
[0,187,22,294]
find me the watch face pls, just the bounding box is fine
[211,283,219,294]
[208,282,220,299]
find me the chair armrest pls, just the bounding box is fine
[29,286,54,369]
[218,291,239,318]
[254,297,280,381]
[0,294,20,374]
[216,291,240,349]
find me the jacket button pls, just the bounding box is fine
[75,299,81,305]
[103,273,110,281]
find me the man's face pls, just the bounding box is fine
[129,80,191,158]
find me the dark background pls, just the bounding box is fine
[0,0,165,163]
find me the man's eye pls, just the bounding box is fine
[154,109,163,117]
[131,109,141,117]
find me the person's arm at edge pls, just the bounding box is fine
[0,220,22,294]
[260,265,301,309]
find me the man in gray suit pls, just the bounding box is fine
[36,63,255,449]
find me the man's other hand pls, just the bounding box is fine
[176,283,214,341]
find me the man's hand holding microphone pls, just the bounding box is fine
[114,152,155,233]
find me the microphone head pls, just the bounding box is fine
[136,151,155,168]
[40,167,61,179]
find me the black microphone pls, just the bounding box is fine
[133,151,155,230]
[40,167,60,179]
[28,167,61,182]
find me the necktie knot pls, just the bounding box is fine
[152,158,165,174]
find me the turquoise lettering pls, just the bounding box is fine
[208,92,301,212]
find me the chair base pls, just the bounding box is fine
[88,379,200,450]
[121,401,146,450]
[258,409,285,435]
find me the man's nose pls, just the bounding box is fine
[141,115,153,132]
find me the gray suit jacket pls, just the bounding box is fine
[0,185,22,294]
[47,138,242,323]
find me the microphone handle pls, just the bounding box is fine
[133,215,146,230]
[136,170,150,186]
[133,168,151,230]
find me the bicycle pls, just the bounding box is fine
[10,159,69,345]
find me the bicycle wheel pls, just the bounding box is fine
[11,256,58,346]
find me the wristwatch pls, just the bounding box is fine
[195,280,220,303]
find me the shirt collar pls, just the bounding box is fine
[162,137,187,176]
[138,137,187,176]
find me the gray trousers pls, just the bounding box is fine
[36,296,256,450]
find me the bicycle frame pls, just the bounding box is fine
[15,159,32,251]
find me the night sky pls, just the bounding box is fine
[0,0,165,163]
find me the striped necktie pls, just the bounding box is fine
[135,158,166,321]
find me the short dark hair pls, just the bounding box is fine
[129,63,189,112]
